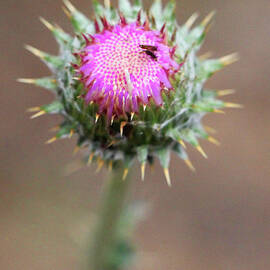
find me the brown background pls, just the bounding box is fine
[1,0,270,269]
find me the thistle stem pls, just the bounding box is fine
[89,164,130,270]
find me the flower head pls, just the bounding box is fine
[78,20,179,119]
[21,0,239,185]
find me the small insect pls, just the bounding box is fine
[139,45,158,51]
[139,44,158,61]
[144,50,158,61]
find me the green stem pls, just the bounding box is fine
[89,165,130,270]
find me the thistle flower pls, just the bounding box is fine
[20,0,239,185]
[78,21,179,119]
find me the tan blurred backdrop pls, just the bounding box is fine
[1,0,270,269]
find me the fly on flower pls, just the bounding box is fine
[139,45,158,61]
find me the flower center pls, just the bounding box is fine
[79,22,179,118]
[91,25,161,93]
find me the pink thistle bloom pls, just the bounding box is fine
[78,17,180,120]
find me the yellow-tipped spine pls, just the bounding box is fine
[163,168,172,187]
[196,145,208,159]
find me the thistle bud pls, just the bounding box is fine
[21,0,238,185]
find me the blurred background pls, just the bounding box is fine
[1,0,270,269]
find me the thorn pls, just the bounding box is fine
[94,19,101,33]
[143,16,150,31]
[108,161,113,172]
[178,139,186,149]
[160,23,166,34]
[69,129,74,138]
[224,102,243,108]
[207,136,220,146]
[213,109,225,114]
[199,51,213,60]
[49,125,60,132]
[119,12,127,26]
[184,159,195,172]
[122,168,129,180]
[220,53,239,66]
[82,33,91,45]
[185,12,199,29]
[17,78,36,84]
[110,115,115,126]
[171,28,177,42]
[73,146,80,155]
[196,145,208,159]
[163,168,172,187]
[204,125,216,134]
[217,89,235,96]
[30,110,46,119]
[39,17,54,31]
[120,121,127,136]
[106,140,116,148]
[137,10,142,25]
[25,45,45,59]
[87,153,94,166]
[143,105,146,111]
[95,113,100,123]
[27,106,40,112]
[130,112,135,121]
[201,11,216,27]
[141,163,146,181]
[46,137,57,144]
[62,6,71,18]
[63,0,76,13]
[96,158,104,173]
